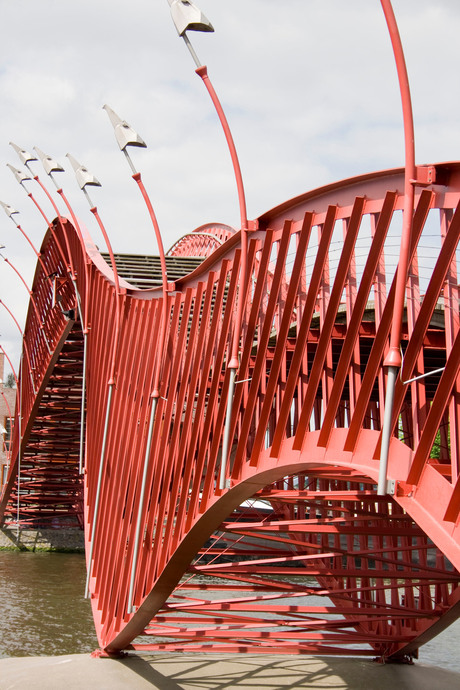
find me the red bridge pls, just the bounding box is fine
[1,0,460,665]
[2,162,460,661]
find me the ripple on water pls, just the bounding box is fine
[0,551,97,658]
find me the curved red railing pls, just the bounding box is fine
[2,164,460,661]
[167,223,235,258]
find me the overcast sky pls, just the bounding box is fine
[0,0,459,374]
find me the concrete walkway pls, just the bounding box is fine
[1,653,459,690]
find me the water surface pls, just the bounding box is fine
[0,551,97,658]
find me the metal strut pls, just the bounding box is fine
[378,0,416,495]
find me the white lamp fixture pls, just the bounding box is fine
[168,0,214,36]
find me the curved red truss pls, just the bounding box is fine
[167,223,236,258]
[2,164,460,661]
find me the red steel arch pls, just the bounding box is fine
[2,163,460,661]
[167,223,235,258]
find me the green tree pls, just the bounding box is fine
[4,373,15,388]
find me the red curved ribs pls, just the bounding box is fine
[2,165,460,661]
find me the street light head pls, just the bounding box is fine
[169,0,214,36]
[66,154,101,191]
[34,147,65,176]
[103,105,147,152]
[10,142,37,167]
[0,200,19,221]
[7,164,31,186]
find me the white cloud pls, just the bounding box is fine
[2,70,76,126]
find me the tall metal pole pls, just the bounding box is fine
[102,105,170,404]
[66,154,124,598]
[378,0,416,495]
[83,204,120,594]
[169,0,250,490]
[85,382,114,598]
[16,352,23,537]
[102,104,170,612]
[127,395,157,613]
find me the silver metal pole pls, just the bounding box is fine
[16,352,24,538]
[403,367,445,386]
[220,368,236,490]
[16,354,23,537]
[378,365,398,495]
[182,33,202,68]
[71,277,87,476]
[79,333,88,476]
[127,395,158,613]
[85,382,114,598]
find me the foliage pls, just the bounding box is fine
[4,373,15,389]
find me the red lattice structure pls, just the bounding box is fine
[167,222,235,258]
[2,163,460,661]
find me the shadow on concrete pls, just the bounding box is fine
[114,653,460,690]
[116,655,186,689]
[1,652,459,689]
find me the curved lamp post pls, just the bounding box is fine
[32,149,91,476]
[32,146,80,281]
[0,344,19,462]
[0,201,49,276]
[3,162,89,476]
[103,104,170,613]
[102,107,169,381]
[0,349,16,463]
[33,150,89,280]
[65,152,124,597]
[168,0,250,490]
[0,343,22,534]
[0,247,51,355]
[32,146,95,298]
[10,144,79,283]
[6,159,69,271]
[9,144,88,281]
[0,300,35,394]
[377,0,416,495]
[102,106,170,399]
[66,152,123,360]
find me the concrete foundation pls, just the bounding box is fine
[0,527,84,552]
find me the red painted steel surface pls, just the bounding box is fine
[167,223,235,258]
[2,164,460,660]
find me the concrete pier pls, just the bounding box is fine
[1,653,459,689]
[0,527,84,552]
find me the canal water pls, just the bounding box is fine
[1,551,460,672]
[0,551,97,658]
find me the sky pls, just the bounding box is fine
[0,0,459,375]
